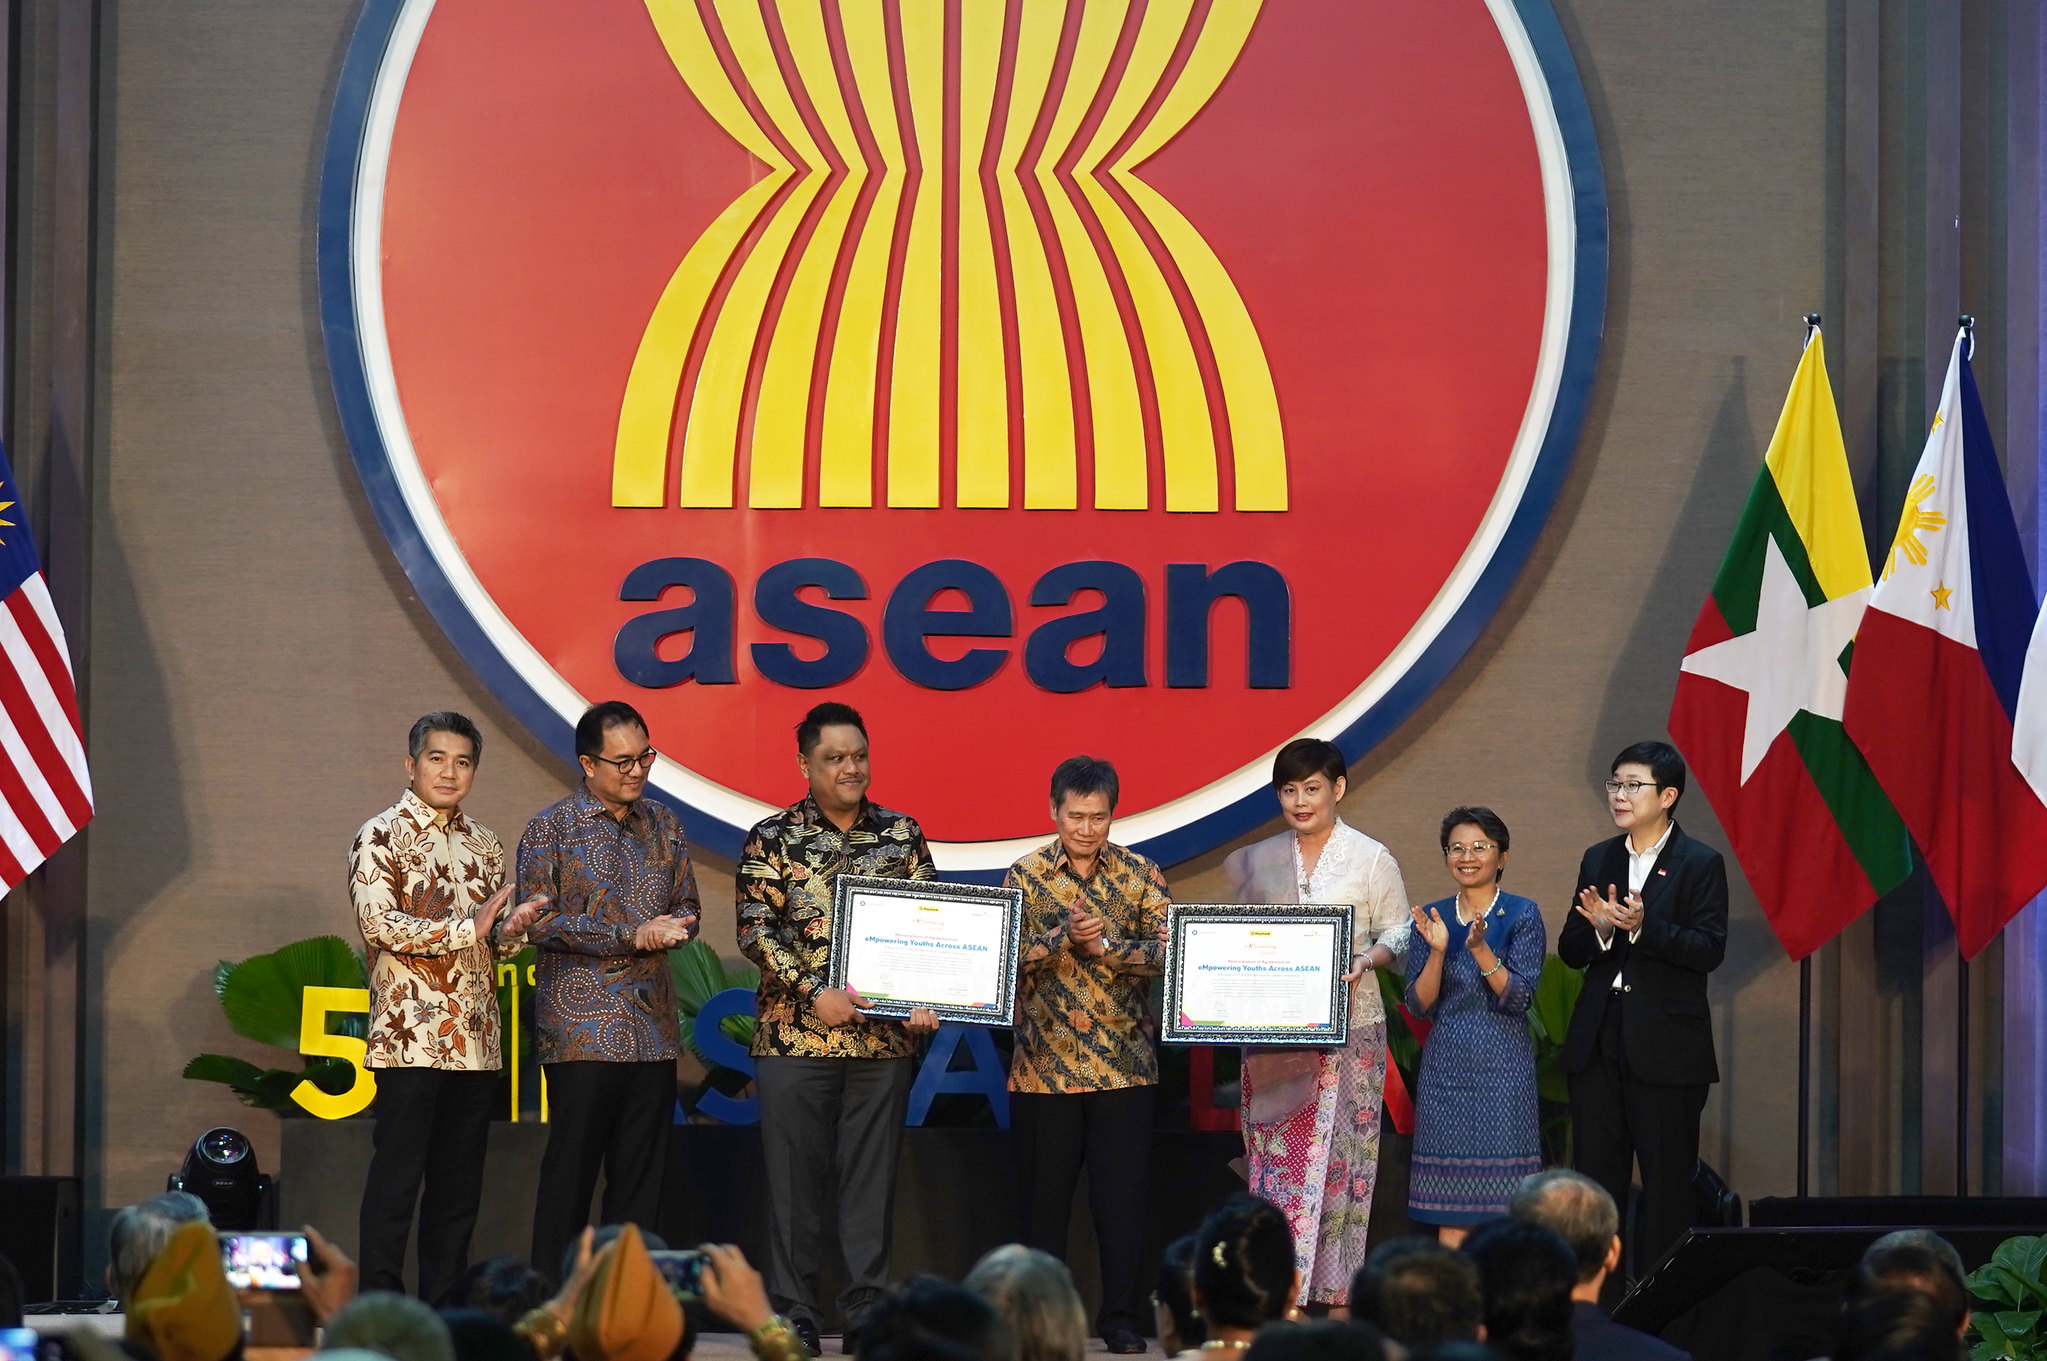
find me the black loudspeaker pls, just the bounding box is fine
[1613,1226,2031,1361]
[0,1176,83,1303]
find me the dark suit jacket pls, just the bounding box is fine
[1572,1300,1691,1361]
[1557,822,1728,1085]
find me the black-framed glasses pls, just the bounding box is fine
[1603,779,1662,797]
[593,748,658,773]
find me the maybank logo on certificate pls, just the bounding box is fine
[846,892,1003,1011]
[1178,921,1337,1029]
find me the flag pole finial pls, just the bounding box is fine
[1960,314,1975,359]
[1804,313,1820,349]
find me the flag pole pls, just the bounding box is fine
[1792,311,1821,1200]
[1798,953,1812,1195]
[1954,312,1974,1199]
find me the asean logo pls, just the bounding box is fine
[321,0,1605,874]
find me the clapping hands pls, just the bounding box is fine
[1066,904,1108,956]
[1409,903,1451,952]
[633,913,696,951]
[1573,884,1643,935]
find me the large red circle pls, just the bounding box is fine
[379,0,1547,843]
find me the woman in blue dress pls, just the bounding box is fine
[1403,805,1545,1244]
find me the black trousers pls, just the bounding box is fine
[754,1056,915,1332]
[530,1060,677,1282]
[1012,1085,1155,1338]
[1569,998,1708,1276]
[357,1066,501,1306]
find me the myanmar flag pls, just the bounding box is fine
[1670,331,1911,959]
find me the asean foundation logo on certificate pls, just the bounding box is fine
[322,0,1605,870]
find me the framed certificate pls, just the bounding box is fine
[1161,904,1355,1045]
[827,875,1024,1027]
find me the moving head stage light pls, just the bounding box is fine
[168,1128,273,1230]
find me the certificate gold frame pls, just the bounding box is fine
[827,874,1024,1027]
[1161,903,1354,1046]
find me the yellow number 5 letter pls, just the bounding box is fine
[293,985,377,1119]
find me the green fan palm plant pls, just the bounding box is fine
[183,935,369,1113]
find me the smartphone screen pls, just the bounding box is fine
[221,1233,309,1291]
[0,1327,38,1361]
[646,1250,706,1298]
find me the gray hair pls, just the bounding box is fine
[322,1292,455,1361]
[408,711,482,764]
[1509,1169,1619,1283]
[965,1246,1087,1361]
[107,1192,210,1303]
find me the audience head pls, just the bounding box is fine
[1350,1239,1483,1351]
[1243,1320,1387,1361]
[1193,1194,1298,1332]
[0,1253,20,1327]
[1848,1232,1969,1339]
[108,1192,211,1304]
[852,1276,1011,1361]
[1508,1169,1621,1289]
[1410,1346,1503,1361]
[458,1256,552,1327]
[124,1221,244,1361]
[1459,1219,1576,1361]
[963,1246,1083,1361]
[437,1310,532,1361]
[1834,1288,1965,1361]
[323,1293,455,1361]
[1153,1234,1206,1353]
[566,1225,691,1361]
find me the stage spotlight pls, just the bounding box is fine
[167,1127,273,1229]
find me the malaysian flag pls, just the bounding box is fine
[0,445,90,889]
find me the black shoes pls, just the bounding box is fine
[1104,1329,1148,1355]
[790,1318,822,1356]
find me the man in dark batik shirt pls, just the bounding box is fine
[520,700,699,1281]
[737,701,939,1352]
[1006,755,1169,1354]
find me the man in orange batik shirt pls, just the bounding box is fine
[352,710,544,1306]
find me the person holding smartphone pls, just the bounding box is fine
[354,711,545,1307]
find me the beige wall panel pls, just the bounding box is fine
[85,0,1827,1212]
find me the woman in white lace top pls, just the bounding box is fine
[1220,738,1411,1306]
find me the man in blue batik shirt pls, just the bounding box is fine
[520,699,699,1281]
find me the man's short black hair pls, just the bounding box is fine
[1271,738,1345,789]
[1460,1219,1577,1361]
[797,702,868,757]
[1154,1234,1205,1349]
[1050,756,1119,811]
[851,1275,1011,1361]
[1612,740,1686,806]
[459,1255,552,1326]
[1835,1288,1965,1361]
[1350,1239,1482,1351]
[410,710,483,763]
[575,700,649,760]
[1849,1232,1969,1338]
[1243,1319,1387,1361]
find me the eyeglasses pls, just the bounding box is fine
[1604,779,1662,797]
[1446,842,1498,858]
[593,748,658,773]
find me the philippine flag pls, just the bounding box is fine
[1841,329,2047,959]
